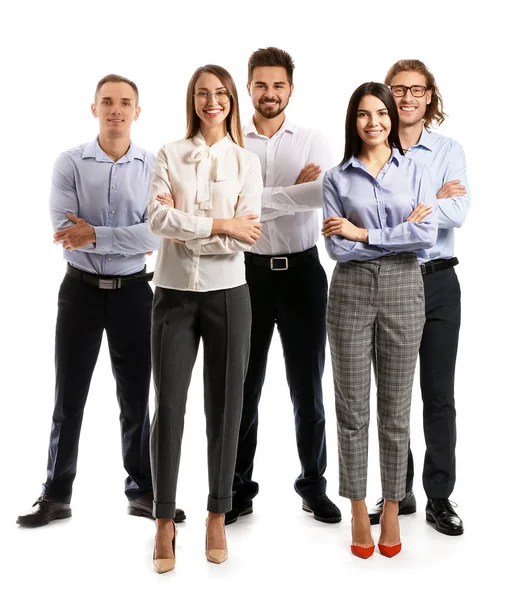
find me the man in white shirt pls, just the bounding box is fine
[226,48,341,525]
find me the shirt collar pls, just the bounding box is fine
[81,138,145,163]
[192,131,232,149]
[340,148,401,171]
[412,127,433,151]
[244,116,296,138]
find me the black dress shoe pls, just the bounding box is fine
[302,494,342,523]
[127,492,186,523]
[225,500,253,525]
[368,490,417,525]
[426,498,464,536]
[16,494,72,527]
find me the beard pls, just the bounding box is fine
[254,96,289,119]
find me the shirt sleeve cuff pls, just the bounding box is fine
[261,187,273,209]
[185,238,201,255]
[195,217,213,238]
[368,229,381,246]
[94,226,114,254]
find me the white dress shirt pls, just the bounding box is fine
[148,133,262,292]
[243,118,334,255]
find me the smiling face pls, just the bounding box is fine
[389,70,431,128]
[248,66,293,119]
[91,81,140,137]
[193,72,231,132]
[356,94,392,150]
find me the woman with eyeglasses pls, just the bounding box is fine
[147,65,262,572]
[322,82,438,559]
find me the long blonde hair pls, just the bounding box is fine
[385,59,447,128]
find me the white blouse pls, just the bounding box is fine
[148,133,263,292]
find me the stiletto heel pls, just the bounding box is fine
[153,520,177,573]
[205,517,228,564]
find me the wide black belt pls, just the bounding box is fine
[245,246,319,271]
[420,257,458,276]
[66,263,153,289]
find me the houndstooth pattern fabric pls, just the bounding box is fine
[326,254,425,501]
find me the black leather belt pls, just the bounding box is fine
[245,246,319,271]
[420,257,458,276]
[66,263,153,289]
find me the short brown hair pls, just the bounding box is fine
[95,74,139,105]
[385,59,446,128]
[248,47,295,84]
[185,64,244,147]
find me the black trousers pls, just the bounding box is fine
[406,267,461,498]
[43,274,153,503]
[233,248,328,503]
[150,285,251,519]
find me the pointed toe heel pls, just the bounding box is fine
[153,520,177,573]
[205,518,228,564]
[378,542,402,558]
[351,544,375,559]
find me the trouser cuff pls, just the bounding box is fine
[207,494,232,514]
[153,501,176,519]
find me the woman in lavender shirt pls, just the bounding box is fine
[322,82,438,559]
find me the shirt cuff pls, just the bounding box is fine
[195,217,213,238]
[185,238,202,255]
[368,229,381,246]
[94,226,114,253]
[261,187,273,209]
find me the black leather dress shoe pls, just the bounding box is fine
[225,500,253,525]
[127,492,186,523]
[16,494,72,527]
[302,494,342,523]
[426,498,464,536]
[368,490,417,525]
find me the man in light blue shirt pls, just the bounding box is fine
[368,60,470,536]
[16,74,185,527]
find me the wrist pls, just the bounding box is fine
[212,218,231,235]
[359,228,368,242]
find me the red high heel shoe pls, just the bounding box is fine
[351,544,375,559]
[378,542,402,558]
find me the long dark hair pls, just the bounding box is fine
[185,64,243,147]
[341,82,403,164]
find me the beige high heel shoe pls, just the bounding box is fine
[205,517,228,564]
[153,519,177,573]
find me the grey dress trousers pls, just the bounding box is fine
[326,253,425,501]
[150,284,251,519]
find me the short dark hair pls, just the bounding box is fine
[248,47,295,84]
[95,74,139,105]
[342,82,403,164]
[385,59,446,128]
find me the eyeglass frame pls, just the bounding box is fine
[389,84,429,98]
[193,90,232,104]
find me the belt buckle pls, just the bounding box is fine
[98,278,121,289]
[270,256,288,271]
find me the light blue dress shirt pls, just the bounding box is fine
[49,138,160,276]
[323,150,438,263]
[403,128,470,262]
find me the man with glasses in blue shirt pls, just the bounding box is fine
[368,60,470,536]
[16,74,185,527]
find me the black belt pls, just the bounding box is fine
[420,257,458,276]
[245,246,319,271]
[66,263,153,289]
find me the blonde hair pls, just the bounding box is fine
[385,59,446,128]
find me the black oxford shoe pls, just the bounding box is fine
[128,491,186,523]
[302,494,342,523]
[225,500,253,525]
[368,490,417,525]
[16,494,72,527]
[426,498,464,536]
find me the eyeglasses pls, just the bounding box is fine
[389,85,428,98]
[193,90,231,105]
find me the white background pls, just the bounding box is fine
[1,1,506,598]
